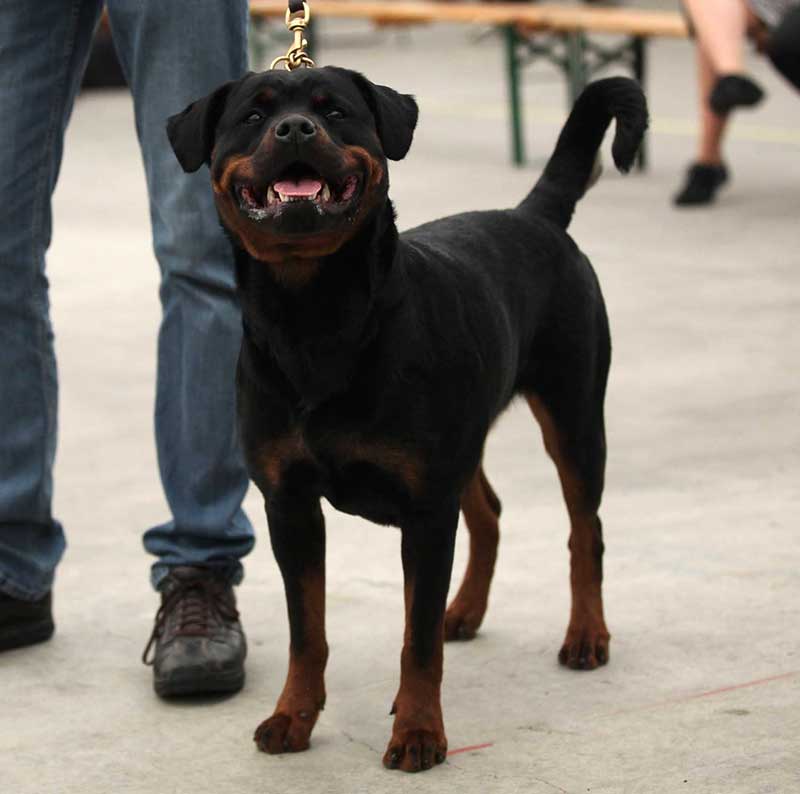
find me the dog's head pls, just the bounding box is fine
[167,67,417,270]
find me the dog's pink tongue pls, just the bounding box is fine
[273,178,322,197]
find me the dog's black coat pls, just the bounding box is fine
[168,68,647,771]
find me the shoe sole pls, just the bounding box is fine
[0,619,55,652]
[154,666,245,698]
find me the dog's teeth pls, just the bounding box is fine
[321,184,331,202]
[267,186,276,205]
[278,192,288,202]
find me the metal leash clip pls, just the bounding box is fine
[271,2,315,71]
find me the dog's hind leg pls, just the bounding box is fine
[526,391,610,671]
[444,465,501,641]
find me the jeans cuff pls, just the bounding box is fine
[0,569,53,601]
[150,561,244,591]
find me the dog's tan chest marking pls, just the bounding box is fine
[257,429,424,496]
[327,435,424,496]
[257,431,311,491]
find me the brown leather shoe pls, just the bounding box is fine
[0,591,54,652]
[143,567,246,697]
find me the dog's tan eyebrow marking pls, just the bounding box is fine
[310,92,330,107]
[258,88,277,103]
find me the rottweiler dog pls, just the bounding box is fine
[167,67,647,772]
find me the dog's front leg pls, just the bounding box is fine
[254,495,327,754]
[384,497,459,773]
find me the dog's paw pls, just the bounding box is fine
[253,710,317,754]
[558,626,610,670]
[444,602,482,641]
[383,729,447,773]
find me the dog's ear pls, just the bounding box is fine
[166,80,237,173]
[348,71,419,161]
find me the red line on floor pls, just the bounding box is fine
[602,670,799,717]
[686,670,798,701]
[448,742,494,757]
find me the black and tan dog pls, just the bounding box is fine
[167,68,647,772]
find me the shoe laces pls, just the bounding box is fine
[142,576,239,665]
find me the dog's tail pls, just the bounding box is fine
[520,77,648,230]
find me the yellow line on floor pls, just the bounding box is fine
[421,101,800,146]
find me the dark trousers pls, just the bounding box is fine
[768,6,800,90]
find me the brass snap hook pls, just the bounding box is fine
[271,2,315,71]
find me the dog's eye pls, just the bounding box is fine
[243,111,263,125]
[326,109,345,121]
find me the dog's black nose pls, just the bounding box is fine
[275,114,317,143]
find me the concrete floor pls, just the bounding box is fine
[2,18,799,794]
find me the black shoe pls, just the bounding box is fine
[673,163,729,207]
[0,591,55,652]
[709,75,764,115]
[143,567,246,697]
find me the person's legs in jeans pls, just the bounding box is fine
[105,0,254,589]
[106,0,254,694]
[0,0,103,623]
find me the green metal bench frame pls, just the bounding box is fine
[248,11,654,169]
[504,26,647,168]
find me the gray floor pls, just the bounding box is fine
[2,20,799,794]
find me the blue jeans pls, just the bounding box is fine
[0,0,255,600]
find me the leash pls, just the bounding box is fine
[271,0,315,70]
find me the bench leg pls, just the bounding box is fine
[247,16,316,70]
[306,17,316,63]
[566,31,589,107]
[248,17,269,69]
[504,24,525,167]
[632,36,648,171]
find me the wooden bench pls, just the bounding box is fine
[249,1,689,166]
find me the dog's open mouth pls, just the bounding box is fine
[235,163,359,222]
